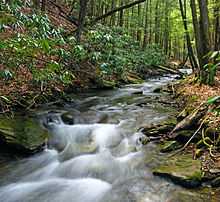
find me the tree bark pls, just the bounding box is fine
[41,0,47,12]
[154,0,160,44]
[214,0,220,50]
[179,0,198,71]
[190,0,202,69]
[163,0,169,54]
[119,0,124,27]
[137,3,142,43]
[197,0,210,84]
[33,0,40,9]
[143,0,149,48]
[76,0,89,42]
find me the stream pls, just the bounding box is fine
[0,75,217,202]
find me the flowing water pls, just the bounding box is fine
[0,75,218,202]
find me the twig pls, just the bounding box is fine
[169,115,209,157]
[171,83,175,95]
[202,128,213,147]
[26,93,41,110]
[209,145,220,158]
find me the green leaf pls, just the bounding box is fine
[40,39,50,53]
[207,96,220,105]
[210,51,220,59]
[0,96,11,103]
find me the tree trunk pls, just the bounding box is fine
[163,0,169,55]
[76,0,89,42]
[137,3,142,43]
[143,0,149,48]
[198,0,211,84]
[179,0,198,71]
[5,0,11,4]
[110,0,116,26]
[41,0,47,12]
[154,0,160,44]
[33,0,40,9]
[190,0,202,69]
[214,0,220,50]
[119,0,124,27]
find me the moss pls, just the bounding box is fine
[153,154,203,188]
[0,115,48,155]
[160,140,181,153]
[100,80,117,89]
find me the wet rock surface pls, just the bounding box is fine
[153,154,203,188]
[0,115,48,155]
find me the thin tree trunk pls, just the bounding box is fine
[33,0,40,9]
[154,0,159,44]
[110,0,116,26]
[137,3,142,43]
[163,0,169,54]
[190,0,202,69]
[214,0,220,50]
[197,0,211,84]
[143,0,149,48]
[149,0,152,43]
[179,0,198,71]
[76,0,89,42]
[118,0,124,26]
[41,0,47,12]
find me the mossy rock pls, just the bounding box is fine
[153,154,203,188]
[0,115,48,155]
[153,87,162,93]
[101,80,117,89]
[125,76,143,84]
[61,112,75,125]
[122,72,144,84]
[170,189,214,202]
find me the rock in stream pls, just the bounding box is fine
[0,115,48,155]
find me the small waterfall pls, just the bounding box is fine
[0,75,197,202]
[0,178,111,202]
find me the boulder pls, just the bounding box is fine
[153,154,203,188]
[0,115,48,155]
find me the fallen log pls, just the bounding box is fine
[152,65,184,76]
[169,103,208,137]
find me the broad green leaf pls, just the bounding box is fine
[207,96,220,105]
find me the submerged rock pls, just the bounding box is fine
[153,154,203,188]
[0,116,48,155]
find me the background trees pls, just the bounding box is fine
[2,0,220,85]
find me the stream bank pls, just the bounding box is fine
[141,75,220,189]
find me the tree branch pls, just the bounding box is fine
[47,0,79,26]
[91,0,146,24]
